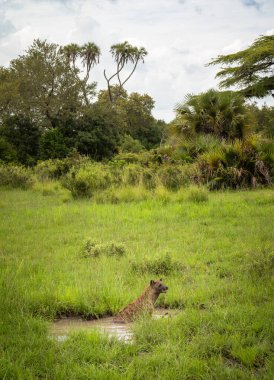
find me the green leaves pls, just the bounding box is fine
[209,34,274,98]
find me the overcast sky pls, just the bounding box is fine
[0,0,273,121]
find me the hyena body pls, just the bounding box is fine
[113,279,168,323]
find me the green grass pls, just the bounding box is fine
[0,187,273,379]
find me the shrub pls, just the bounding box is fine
[62,163,113,198]
[80,238,126,257]
[197,138,273,189]
[131,253,183,276]
[119,135,144,153]
[158,165,186,190]
[186,186,209,203]
[0,164,34,189]
[123,164,143,186]
[35,159,70,181]
[142,168,157,190]
[35,152,90,181]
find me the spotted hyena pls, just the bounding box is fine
[113,279,168,323]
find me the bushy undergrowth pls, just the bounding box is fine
[34,151,90,181]
[197,136,273,189]
[0,163,34,189]
[81,238,126,258]
[62,163,113,198]
[1,133,272,196]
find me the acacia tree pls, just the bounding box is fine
[208,35,274,98]
[104,41,147,102]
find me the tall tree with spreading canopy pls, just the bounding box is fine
[0,39,86,129]
[208,35,274,98]
[104,41,147,102]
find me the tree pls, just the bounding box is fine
[96,88,164,149]
[208,35,274,98]
[246,103,274,137]
[39,128,69,160]
[174,89,249,139]
[124,92,163,148]
[104,41,147,102]
[1,39,90,129]
[63,42,101,106]
[75,104,122,160]
[0,115,41,165]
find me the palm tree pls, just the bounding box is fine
[62,43,81,70]
[80,43,101,82]
[175,89,249,140]
[104,41,147,102]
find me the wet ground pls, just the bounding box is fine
[50,309,180,343]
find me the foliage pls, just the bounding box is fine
[62,163,113,198]
[39,128,70,160]
[209,34,274,98]
[142,168,157,190]
[175,89,249,139]
[1,39,85,129]
[34,151,89,181]
[0,164,34,188]
[197,136,273,189]
[246,103,274,138]
[0,115,41,165]
[119,135,144,153]
[75,105,121,160]
[0,137,17,162]
[104,41,147,102]
[80,238,126,258]
[158,165,188,190]
[123,164,143,186]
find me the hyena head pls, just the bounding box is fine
[150,278,168,294]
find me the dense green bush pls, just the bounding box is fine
[35,152,90,181]
[123,164,143,186]
[0,164,34,189]
[158,165,187,190]
[62,163,113,198]
[35,159,71,181]
[197,137,273,189]
[142,168,157,190]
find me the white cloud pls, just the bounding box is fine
[0,0,273,121]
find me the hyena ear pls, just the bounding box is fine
[159,278,163,282]
[150,280,155,286]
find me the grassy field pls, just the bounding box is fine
[0,187,273,379]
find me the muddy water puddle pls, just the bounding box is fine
[50,309,180,343]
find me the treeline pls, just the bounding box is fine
[0,39,165,165]
[0,35,273,190]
